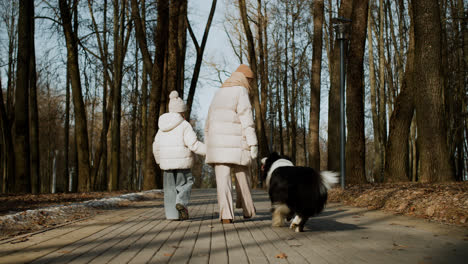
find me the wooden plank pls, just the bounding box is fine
[17,205,160,264]
[188,199,216,264]
[37,207,161,264]
[207,212,228,264]
[258,219,310,264]
[0,205,155,262]
[243,215,286,263]
[127,219,181,264]
[147,200,206,264]
[233,219,269,264]
[164,199,210,263]
[86,209,166,264]
[106,209,169,264]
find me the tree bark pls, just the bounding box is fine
[0,78,15,193]
[167,0,182,96]
[283,1,290,156]
[64,63,70,191]
[345,0,368,184]
[238,0,269,159]
[384,4,415,183]
[257,0,268,123]
[13,0,34,193]
[110,0,132,191]
[132,0,169,189]
[377,0,387,182]
[308,0,324,169]
[59,0,91,192]
[412,0,454,182]
[368,1,381,182]
[29,17,40,194]
[327,0,352,172]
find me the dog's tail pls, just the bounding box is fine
[319,171,340,195]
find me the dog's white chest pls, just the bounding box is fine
[266,159,294,188]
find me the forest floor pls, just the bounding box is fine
[0,182,466,240]
[328,182,468,227]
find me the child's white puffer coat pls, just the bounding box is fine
[153,113,206,170]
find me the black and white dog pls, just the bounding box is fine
[261,152,339,232]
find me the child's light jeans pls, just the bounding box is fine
[163,169,194,220]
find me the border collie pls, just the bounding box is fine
[261,152,339,232]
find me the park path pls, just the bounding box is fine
[0,188,467,264]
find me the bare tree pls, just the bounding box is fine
[132,0,169,189]
[186,0,218,119]
[327,0,352,172]
[238,0,269,158]
[412,0,453,182]
[13,0,35,193]
[308,0,324,169]
[58,0,91,192]
[344,0,369,184]
[384,3,414,183]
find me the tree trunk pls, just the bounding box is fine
[238,0,269,159]
[0,79,15,193]
[257,0,268,123]
[283,1,291,156]
[64,63,70,191]
[29,21,40,194]
[178,0,187,95]
[412,0,453,182]
[345,0,368,184]
[13,0,34,193]
[109,0,131,191]
[139,66,148,190]
[384,4,415,183]
[59,0,91,192]
[377,0,387,182]
[186,0,217,119]
[308,0,324,169]
[327,0,352,172]
[167,0,182,95]
[132,0,169,189]
[368,1,381,182]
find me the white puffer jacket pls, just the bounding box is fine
[205,85,258,166]
[153,113,206,170]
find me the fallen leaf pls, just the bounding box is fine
[275,253,287,259]
[59,250,72,254]
[164,253,173,257]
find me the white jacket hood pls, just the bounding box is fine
[158,112,184,132]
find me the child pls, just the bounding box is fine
[153,91,206,220]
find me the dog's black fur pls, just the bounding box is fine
[261,152,338,232]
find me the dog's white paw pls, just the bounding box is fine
[290,215,300,229]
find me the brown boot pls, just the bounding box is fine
[221,219,233,224]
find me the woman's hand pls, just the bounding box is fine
[250,146,258,159]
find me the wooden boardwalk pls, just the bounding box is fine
[0,188,467,264]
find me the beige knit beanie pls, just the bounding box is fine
[168,90,187,113]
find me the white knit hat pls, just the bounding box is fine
[168,90,187,113]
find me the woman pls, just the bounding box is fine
[205,64,258,223]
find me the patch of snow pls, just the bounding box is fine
[0,189,163,238]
